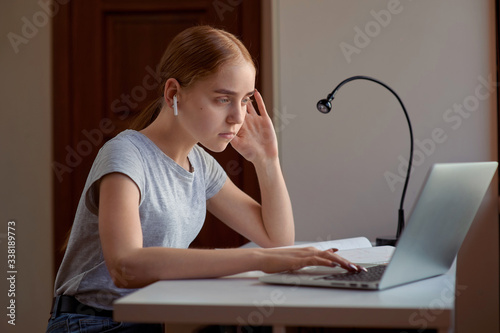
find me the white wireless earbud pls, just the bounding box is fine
[173,95,178,116]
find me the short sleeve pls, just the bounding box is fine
[84,137,146,215]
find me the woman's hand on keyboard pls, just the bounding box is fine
[257,247,367,274]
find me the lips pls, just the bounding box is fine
[218,132,235,140]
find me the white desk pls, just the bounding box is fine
[114,270,455,332]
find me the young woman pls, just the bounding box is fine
[47,26,363,333]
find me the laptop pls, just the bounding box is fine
[259,162,498,290]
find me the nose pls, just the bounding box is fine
[227,104,246,125]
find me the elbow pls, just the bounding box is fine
[270,230,295,248]
[111,275,138,289]
[107,257,152,289]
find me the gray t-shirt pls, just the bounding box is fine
[54,130,227,310]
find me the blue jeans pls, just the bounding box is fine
[46,313,164,333]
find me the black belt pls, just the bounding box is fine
[51,295,113,319]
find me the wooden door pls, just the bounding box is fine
[52,0,263,274]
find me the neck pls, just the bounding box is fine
[140,106,195,171]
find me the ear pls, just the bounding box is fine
[163,78,181,108]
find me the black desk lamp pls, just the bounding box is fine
[317,76,414,246]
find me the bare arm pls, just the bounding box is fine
[206,160,293,249]
[99,173,359,289]
[213,90,294,248]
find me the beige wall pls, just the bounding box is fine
[274,0,498,331]
[0,0,53,331]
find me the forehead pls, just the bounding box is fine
[194,61,256,93]
[216,60,255,78]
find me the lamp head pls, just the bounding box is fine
[316,99,332,114]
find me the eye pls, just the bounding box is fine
[217,97,230,104]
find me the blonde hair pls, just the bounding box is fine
[131,26,256,130]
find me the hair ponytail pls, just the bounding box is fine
[129,25,255,131]
[130,97,163,131]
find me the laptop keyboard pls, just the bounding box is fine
[319,264,387,282]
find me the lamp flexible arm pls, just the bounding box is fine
[324,76,414,239]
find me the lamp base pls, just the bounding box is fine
[375,236,398,247]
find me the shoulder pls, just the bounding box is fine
[97,130,151,165]
[100,130,142,154]
[90,130,150,184]
[84,131,149,214]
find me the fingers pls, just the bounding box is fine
[252,90,269,118]
[284,247,365,273]
[261,247,367,274]
[247,97,258,116]
[327,252,367,272]
[303,247,366,273]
